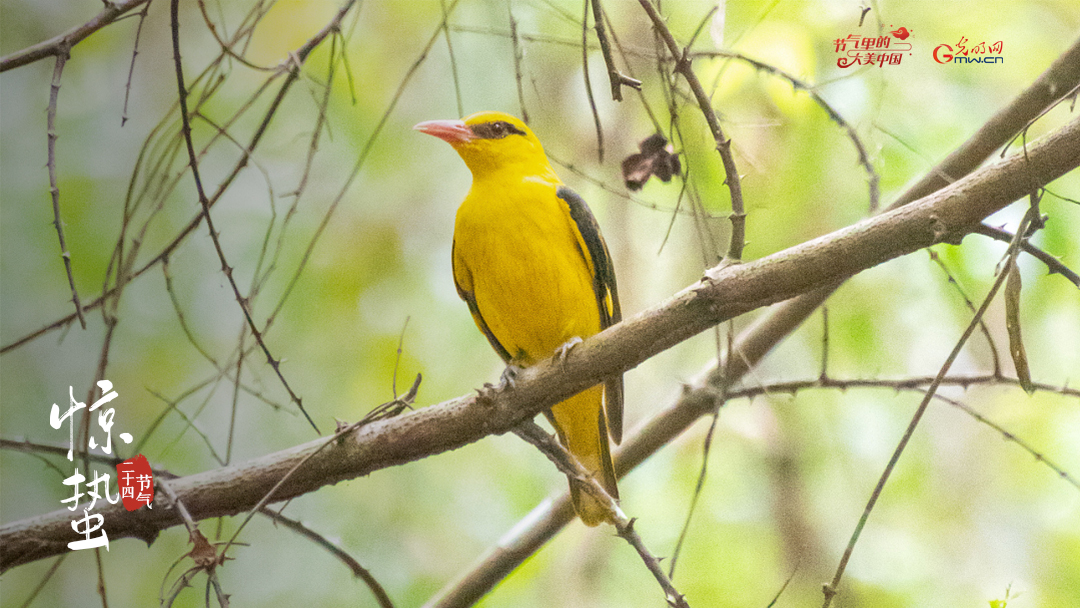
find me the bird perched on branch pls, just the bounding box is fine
[415,111,623,526]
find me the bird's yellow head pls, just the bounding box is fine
[414,111,555,180]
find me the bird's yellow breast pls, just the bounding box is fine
[453,174,600,365]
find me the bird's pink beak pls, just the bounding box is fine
[413,119,475,143]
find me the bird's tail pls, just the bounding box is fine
[548,385,619,526]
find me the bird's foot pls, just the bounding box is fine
[499,364,523,390]
[554,337,583,362]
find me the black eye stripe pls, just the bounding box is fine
[469,120,526,140]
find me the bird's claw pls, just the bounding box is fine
[476,383,497,402]
[499,364,523,389]
[555,337,583,362]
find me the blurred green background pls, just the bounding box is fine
[2,1,1078,606]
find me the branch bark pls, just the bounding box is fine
[0,0,151,72]
[3,114,1078,573]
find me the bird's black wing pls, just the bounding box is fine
[557,186,624,444]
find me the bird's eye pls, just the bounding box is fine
[471,120,525,140]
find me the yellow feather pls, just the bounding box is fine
[417,111,621,525]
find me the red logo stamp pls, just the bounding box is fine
[116,454,155,511]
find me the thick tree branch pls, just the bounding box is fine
[3,115,1077,573]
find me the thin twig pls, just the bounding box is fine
[220,385,420,564]
[926,249,1002,376]
[258,509,396,608]
[196,0,278,72]
[0,0,151,72]
[440,0,464,117]
[686,5,717,51]
[513,422,690,608]
[667,409,719,579]
[449,24,653,57]
[637,0,746,262]
[121,0,151,126]
[820,203,1040,608]
[689,49,881,211]
[78,316,120,483]
[720,375,1080,491]
[0,438,180,480]
[926,392,1078,491]
[158,477,200,537]
[46,45,87,330]
[170,0,320,434]
[225,328,246,465]
[285,33,337,205]
[819,306,830,379]
[590,0,642,101]
[617,519,691,608]
[732,374,1080,400]
[92,548,109,607]
[14,555,66,608]
[549,152,722,218]
[972,222,1080,287]
[581,0,604,162]
[506,2,529,123]
[600,6,661,131]
[145,388,228,466]
[2,4,357,357]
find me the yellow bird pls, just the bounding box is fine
[415,111,623,526]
